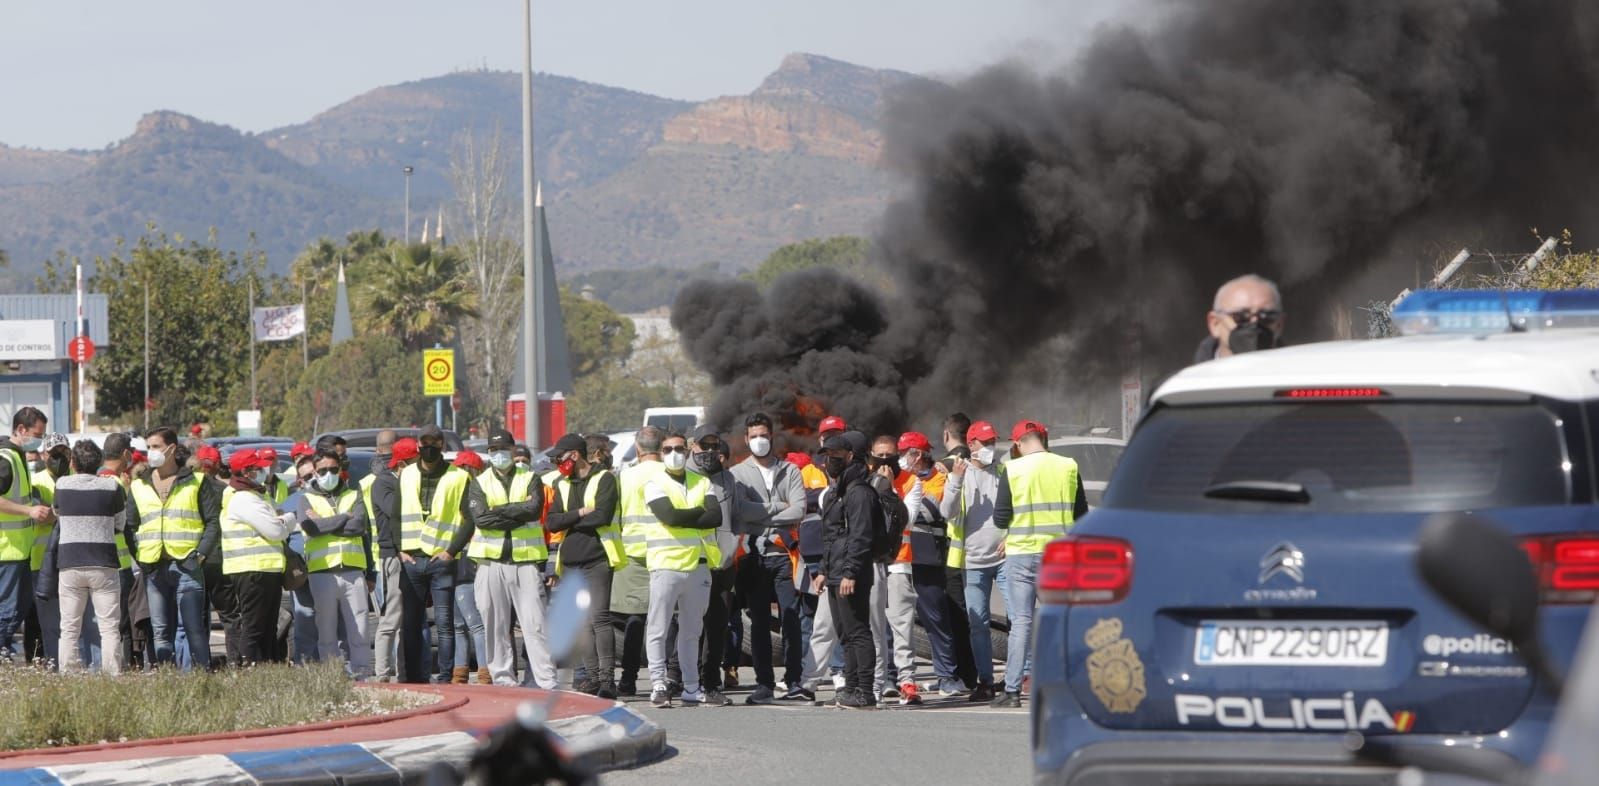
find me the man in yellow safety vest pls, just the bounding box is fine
[128,426,222,670]
[991,419,1085,708]
[0,407,51,663]
[642,431,722,708]
[219,448,293,665]
[299,447,372,678]
[545,433,622,698]
[397,425,475,684]
[611,426,663,696]
[465,428,552,687]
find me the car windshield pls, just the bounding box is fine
[646,414,698,433]
[1103,401,1571,514]
[1051,443,1123,482]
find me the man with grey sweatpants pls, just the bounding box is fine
[366,434,413,682]
[643,432,722,708]
[468,429,556,688]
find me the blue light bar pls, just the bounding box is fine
[1392,289,1599,335]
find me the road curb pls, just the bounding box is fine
[0,693,665,785]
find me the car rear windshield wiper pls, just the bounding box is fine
[1202,480,1311,504]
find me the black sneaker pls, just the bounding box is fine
[990,691,1022,708]
[617,680,638,697]
[596,681,619,700]
[650,686,672,708]
[968,683,995,703]
[838,689,876,710]
[779,685,815,702]
[745,685,775,705]
[831,687,856,708]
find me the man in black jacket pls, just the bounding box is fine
[544,433,619,697]
[369,435,413,682]
[811,430,882,709]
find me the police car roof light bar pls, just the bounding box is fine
[1391,289,1599,336]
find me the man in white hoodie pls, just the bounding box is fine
[220,448,294,666]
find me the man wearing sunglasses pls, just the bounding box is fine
[1198,274,1286,362]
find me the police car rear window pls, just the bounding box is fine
[1104,402,1570,513]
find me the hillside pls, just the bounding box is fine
[0,53,929,280]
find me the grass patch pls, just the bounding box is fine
[0,661,435,750]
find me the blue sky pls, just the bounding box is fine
[0,0,1126,150]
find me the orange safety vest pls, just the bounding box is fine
[893,468,947,564]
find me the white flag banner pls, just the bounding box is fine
[252,304,306,341]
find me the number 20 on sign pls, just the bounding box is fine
[423,349,455,396]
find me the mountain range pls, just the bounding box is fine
[0,53,924,285]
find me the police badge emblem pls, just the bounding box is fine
[1085,617,1146,713]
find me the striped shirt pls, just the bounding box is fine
[53,474,126,569]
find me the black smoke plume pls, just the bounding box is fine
[674,0,1599,439]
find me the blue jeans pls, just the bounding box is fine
[0,560,31,660]
[453,580,485,670]
[965,564,1000,687]
[1002,553,1040,694]
[401,555,455,683]
[147,558,209,670]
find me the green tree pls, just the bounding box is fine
[273,334,431,436]
[745,235,872,288]
[560,286,636,377]
[565,372,678,434]
[360,243,478,350]
[36,229,264,427]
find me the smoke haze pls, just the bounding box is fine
[675,0,1599,440]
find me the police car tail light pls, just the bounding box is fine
[1521,535,1599,603]
[1040,537,1132,605]
[1392,289,1599,335]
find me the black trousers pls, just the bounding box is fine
[829,578,875,692]
[944,566,979,688]
[614,613,646,684]
[204,563,240,668]
[232,571,284,665]
[743,552,804,689]
[667,565,734,690]
[569,558,614,684]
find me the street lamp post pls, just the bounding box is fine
[403,166,414,244]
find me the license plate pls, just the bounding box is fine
[1195,621,1389,667]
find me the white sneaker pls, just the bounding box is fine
[831,673,846,690]
[680,688,707,706]
[775,680,788,693]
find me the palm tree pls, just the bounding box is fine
[361,242,479,350]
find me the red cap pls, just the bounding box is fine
[195,445,221,466]
[258,447,278,463]
[190,425,204,436]
[966,421,998,443]
[1010,420,1048,442]
[290,441,314,459]
[784,451,813,469]
[389,438,419,469]
[453,450,483,470]
[228,448,271,474]
[896,431,932,452]
[131,450,147,464]
[818,416,847,434]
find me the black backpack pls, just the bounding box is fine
[868,475,908,564]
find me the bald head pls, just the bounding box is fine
[375,429,397,456]
[1207,274,1285,359]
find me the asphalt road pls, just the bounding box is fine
[605,666,1031,784]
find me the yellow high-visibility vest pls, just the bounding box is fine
[100,471,133,569]
[618,462,665,560]
[1002,452,1079,556]
[220,487,286,574]
[467,466,546,562]
[360,474,379,565]
[643,470,717,572]
[0,449,34,563]
[30,469,56,571]
[130,474,204,563]
[399,464,471,556]
[304,488,366,572]
[554,469,623,574]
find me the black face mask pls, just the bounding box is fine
[595,453,613,471]
[693,451,723,475]
[868,453,900,471]
[1227,322,1280,355]
[418,445,443,465]
[824,456,849,479]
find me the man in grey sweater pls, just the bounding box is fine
[51,440,125,674]
[729,412,807,702]
[939,420,1012,702]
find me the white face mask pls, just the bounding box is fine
[897,454,913,472]
[663,451,687,472]
[488,450,513,470]
[748,436,771,458]
[316,470,340,492]
[253,467,273,487]
[972,446,996,466]
[147,448,168,469]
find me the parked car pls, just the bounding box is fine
[314,428,465,453]
[1047,436,1126,509]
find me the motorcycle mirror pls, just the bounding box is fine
[1416,511,1562,695]
[545,571,592,664]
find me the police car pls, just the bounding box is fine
[1033,290,1599,784]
